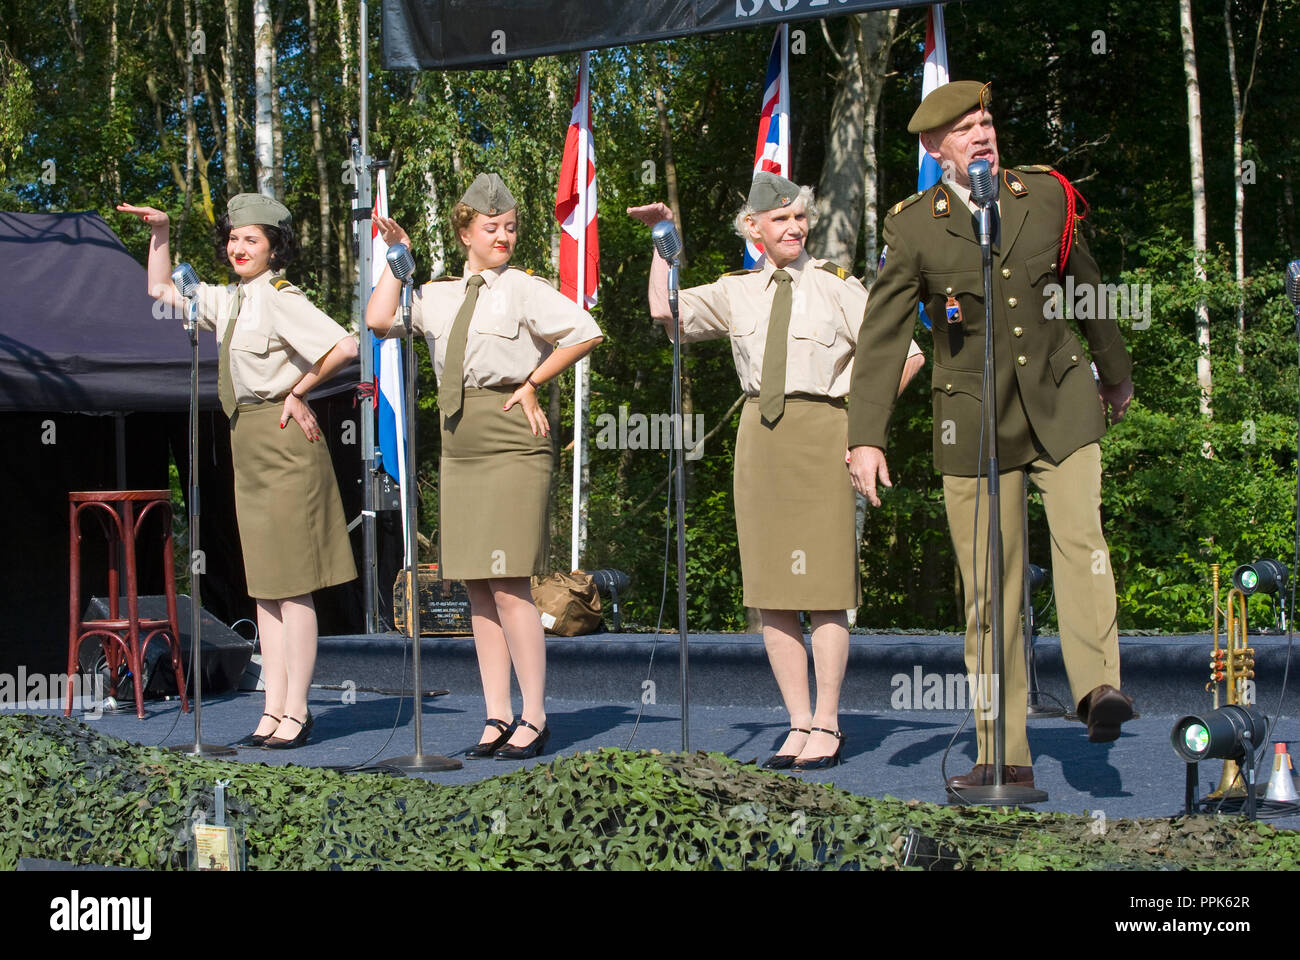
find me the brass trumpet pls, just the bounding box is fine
[1208,563,1257,797]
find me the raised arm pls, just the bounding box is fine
[364,216,413,336]
[116,203,182,309]
[626,202,674,327]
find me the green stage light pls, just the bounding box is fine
[1171,706,1268,763]
[1232,559,1288,597]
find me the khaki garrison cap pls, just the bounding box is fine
[227,193,292,228]
[747,171,801,213]
[460,173,517,216]
[907,80,993,134]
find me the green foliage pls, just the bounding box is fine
[5,715,1300,870]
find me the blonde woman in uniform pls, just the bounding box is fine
[629,173,922,769]
[119,194,359,750]
[366,174,602,760]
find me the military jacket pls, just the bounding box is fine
[847,166,1133,476]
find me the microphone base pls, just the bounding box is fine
[378,753,463,773]
[948,784,1049,807]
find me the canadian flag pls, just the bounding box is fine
[555,53,598,309]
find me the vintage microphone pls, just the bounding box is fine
[652,219,691,752]
[951,161,1046,805]
[379,243,460,773]
[169,264,235,758]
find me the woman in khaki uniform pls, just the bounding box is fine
[630,174,922,769]
[365,174,602,760]
[119,194,358,750]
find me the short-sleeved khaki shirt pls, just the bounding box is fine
[677,250,920,398]
[384,265,602,387]
[194,270,352,405]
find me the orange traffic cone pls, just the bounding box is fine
[1265,743,1300,802]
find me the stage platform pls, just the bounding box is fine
[23,630,1300,827]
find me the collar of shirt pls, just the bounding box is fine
[466,264,510,292]
[949,179,1002,218]
[761,247,811,288]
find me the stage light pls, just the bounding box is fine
[1170,705,1268,763]
[1232,559,1289,597]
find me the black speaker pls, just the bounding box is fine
[79,595,254,696]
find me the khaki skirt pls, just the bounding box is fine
[734,396,860,610]
[230,400,357,600]
[439,386,552,579]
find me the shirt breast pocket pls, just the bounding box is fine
[728,312,758,338]
[477,313,522,340]
[230,329,271,357]
[790,316,836,347]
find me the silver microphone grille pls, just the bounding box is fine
[171,262,200,299]
[968,160,998,208]
[386,243,416,282]
[651,220,682,263]
[1287,259,1300,306]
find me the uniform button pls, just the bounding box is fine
[1008,297,1018,307]
[945,286,954,295]
[1013,326,1024,337]
[945,383,952,391]
[1071,355,1078,362]
[1001,268,1011,279]
[1051,262,1057,272]
[1017,355,1027,366]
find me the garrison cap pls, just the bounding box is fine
[459,173,517,216]
[747,171,801,212]
[227,192,292,228]
[907,80,992,134]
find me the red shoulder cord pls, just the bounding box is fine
[1047,169,1090,278]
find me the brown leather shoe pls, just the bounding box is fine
[945,763,1035,791]
[1078,684,1135,743]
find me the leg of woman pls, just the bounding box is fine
[798,610,849,761]
[467,578,515,745]
[269,593,317,739]
[761,609,812,758]
[254,598,286,738]
[492,577,547,747]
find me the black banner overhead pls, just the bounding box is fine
[382,0,937,70]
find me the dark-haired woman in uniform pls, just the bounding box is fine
[119,194,358,750]
[629,174,922,769]
[365,173,602,760]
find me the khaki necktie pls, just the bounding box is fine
[758,268,793,424]
[218,285,244,417]
[439,274,485,418]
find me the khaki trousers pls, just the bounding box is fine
[943,442,1121,766]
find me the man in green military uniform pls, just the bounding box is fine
[847,81,1137,791]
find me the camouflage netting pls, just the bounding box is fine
[2,715,1297,870]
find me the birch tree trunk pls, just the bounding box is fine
[858,10,897,281]
[108,0,120,195]
[308,0,331,301]
[253,0,275,197]
[336,0,353,91]
[1180,0,1212,422]
[222,0,242,193]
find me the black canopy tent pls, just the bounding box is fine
[0,211,372,674]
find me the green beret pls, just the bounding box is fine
[907,80,992,134]
[227,192,292,228]
[459,173,517,217]
[747,171,801,213]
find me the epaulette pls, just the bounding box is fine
[1017,164,1056,174]
[270,276,300,294]
[508,265,538,277]
[888,191,924,217]
[817,261,852,281]
[721,267,761,278]
[430,275,461,282]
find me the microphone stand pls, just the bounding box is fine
[381,272,461,773]
[955,192,1046,805]
[666,252,691,752]
[173,288,234,758]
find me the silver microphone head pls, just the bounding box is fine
[1287,259,1300,306]
[171,262,200,299]
[967,159,998,208]
[386,243,416,282]
[651,220,682,263]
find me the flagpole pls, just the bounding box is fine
[569,52,590,572]
[357,0,378,633]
